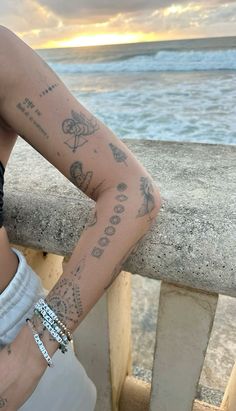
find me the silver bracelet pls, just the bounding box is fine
[26,318,54,368]
[34,307,69,347]
[35,298,72,341]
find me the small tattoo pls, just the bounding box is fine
[109,143,128,166]
[0,397,7,408]
[70,256,86,279]
[62,110,99,152]
[90,179,106,200]
[104,226,116,236]
[7,344,11,355]
[115,194,128,202]
[40,83,59,97]
[70,161,93,194]
[113,204,125,214]
[98,237,110,247]
[104,234,146,290]
[109,215,121,225]
[85,209,97,229]
[117,182,128,191]
[136,176,156,217]
[91,247,104,258]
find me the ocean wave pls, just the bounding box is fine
[49,49,236,74]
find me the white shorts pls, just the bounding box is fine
[0,247,97,411]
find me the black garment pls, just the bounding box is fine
[0,161,5,228]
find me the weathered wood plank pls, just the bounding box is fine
[149,282,218,411]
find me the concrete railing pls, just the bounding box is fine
[4,137,236,411]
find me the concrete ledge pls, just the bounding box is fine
[4,138,236,297]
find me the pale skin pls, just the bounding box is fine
[0,26,161,410]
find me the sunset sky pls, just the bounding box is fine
[1,0,236,49]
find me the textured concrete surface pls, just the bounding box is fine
[3,137,236,297]
[3,136,236,406]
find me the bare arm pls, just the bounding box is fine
[0,26,161,368]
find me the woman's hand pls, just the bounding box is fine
[0,322,48,410]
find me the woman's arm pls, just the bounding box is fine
[0,26,161,370]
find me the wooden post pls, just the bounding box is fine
[119,376,221,411]
[149,282,218,411]
[10,244,64,290]
[73,270,132,411]
[221,362,236,410]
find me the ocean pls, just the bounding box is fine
[37,36,236,145]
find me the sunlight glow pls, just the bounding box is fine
[43,32,159,48]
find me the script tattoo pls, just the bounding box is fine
[62,110,99,152]
[16,97,49,139]
[136,176,156,218]
[109,143,128,166]
[70,161,93,195]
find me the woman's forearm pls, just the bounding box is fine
[28,177,160,359]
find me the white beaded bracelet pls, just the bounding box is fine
[26,318,54,368]
[34,307,69,346]
[35,298,72,341]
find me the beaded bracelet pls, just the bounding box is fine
[34,308,69,348]
[26,318,54,368]
[34,299,72,354]
[35,299,72,341]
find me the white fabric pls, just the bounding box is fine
[0,247,97,411]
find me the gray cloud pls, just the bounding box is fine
[0,0,59,32]
[0,0,236,48]
[36,0,235,20]
[36,0,190,18]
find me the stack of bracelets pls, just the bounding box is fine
[25,298,73,368]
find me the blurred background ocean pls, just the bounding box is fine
[38,36,236,145]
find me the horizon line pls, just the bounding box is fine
[35,33,236,51]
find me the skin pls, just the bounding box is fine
[0,25,161,410]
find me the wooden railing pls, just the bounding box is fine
[5,137,236,411]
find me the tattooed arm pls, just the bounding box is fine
[28,175,160,363]
[0,26,161,408]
